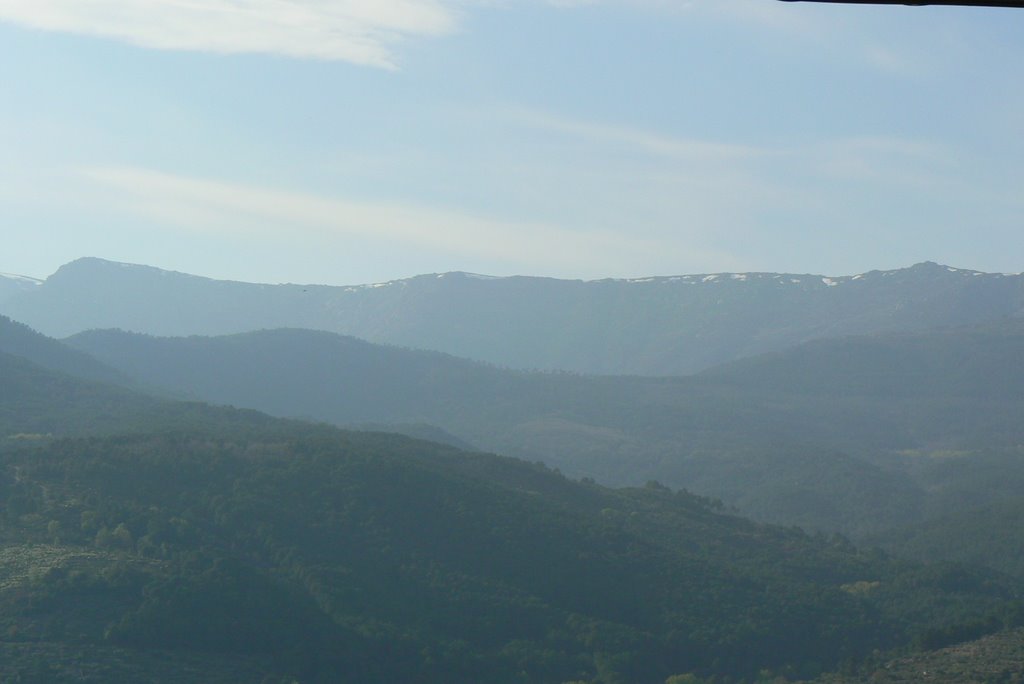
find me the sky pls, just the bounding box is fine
[1,0,1022,286]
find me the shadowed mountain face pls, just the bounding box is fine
[0,315,128,386]
[702,318,1024,399]
[0,349,307,440]
[7,257,1024,375]
[65,319,1024,538]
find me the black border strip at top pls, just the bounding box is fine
[780,0,1024,7]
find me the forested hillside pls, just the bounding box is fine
[816,628,1024,684]
[0,316,127,386]
[3,307,1024,682]
[65,321,1024,539]
[0,347,316,442]
[869,494,1024,578]
[3,428,1021,683]
[703,318,1024,399]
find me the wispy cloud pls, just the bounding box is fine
[0,0,458,68]
[810,136,962,192]
[501,108,768,163]
[0,0,943,75]
[501,106,963,190]
[79,165,675,274]
[481,104,998,268]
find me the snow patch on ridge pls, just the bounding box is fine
[0,272,42,285]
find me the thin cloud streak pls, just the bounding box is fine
[501,108,769,163]
[484,106,1013,264]
[498,107,959,189]
[80,165,678,275]
[0,0,457,68]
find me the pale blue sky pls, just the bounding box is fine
[1,1,1022,285]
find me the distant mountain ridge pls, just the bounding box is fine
[0,315,128,386]
[703,317,1024,398]
[5,257,1024,374]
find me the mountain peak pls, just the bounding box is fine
[49,258,219,287]
[908,261,951,272]
[59,256,128,270]
[55,257,159,275]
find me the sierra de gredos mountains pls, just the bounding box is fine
[6,324,1019,682]
[5,257,1024,375]
[63,318,1024,541]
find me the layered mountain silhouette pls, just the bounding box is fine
[4,317,1019,679]
[65,318,1024,538]
[6,257,1024,375]
[0,319,1019,683]
[4,258,1024,681]
[0,315,128,386]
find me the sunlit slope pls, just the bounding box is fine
[816,628,1024,684]
[9,257,1024,374]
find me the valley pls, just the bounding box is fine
[2,259,1023,682]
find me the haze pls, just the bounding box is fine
[2,0,1022,285]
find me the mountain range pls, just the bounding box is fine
[3,257,1024,681]
[53,316,1024,543]
[6,322,1018,682]
[5,257,1024,375]
[7,256,1024,542]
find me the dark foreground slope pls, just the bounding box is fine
[3,430,1020,684]
[9,257,1024,374]
[66,321,1024,538]
[1,350,1020,683]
